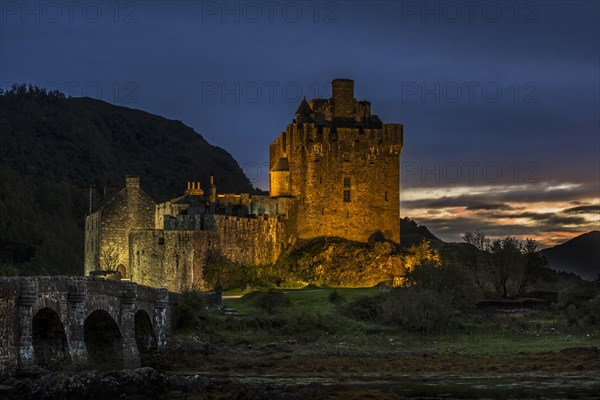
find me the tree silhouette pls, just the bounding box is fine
[461,232,546,298]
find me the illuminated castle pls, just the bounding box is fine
[84,79,404,291]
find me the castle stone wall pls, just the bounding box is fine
[84,212,101,276]
[129,215,289,292]
[84,177,156,277]
[0,279,19,379]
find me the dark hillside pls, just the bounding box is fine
[540,231,600,280]
[0,85,255,275]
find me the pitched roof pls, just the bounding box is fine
[295,97,312,115]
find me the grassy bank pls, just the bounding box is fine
[207,286,600,358]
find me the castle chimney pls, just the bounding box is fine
[125,176,140,189]
[332,79,355,119]
[88,186,93,214]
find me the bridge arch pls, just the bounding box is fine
[84,309,123,368]
[134,310,156,353]
[32,308,71,368]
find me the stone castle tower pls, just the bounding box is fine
[270,79,403,243]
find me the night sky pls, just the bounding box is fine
[1,0,598,246]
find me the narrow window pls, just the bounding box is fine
[384,191,388,202]
[343,152,350,162]
[321,207,324,215]
[343,190,351,202]
[343,177,351,188]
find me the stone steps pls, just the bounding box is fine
[221,307,241,316]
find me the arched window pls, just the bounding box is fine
[117,264,127,280]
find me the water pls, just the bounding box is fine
[169,372,600,399]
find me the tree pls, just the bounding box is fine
[460,232,546,298]
[488,236,546,298]
[397,240,441,286]
[461,231,491,289]
[489,237,524,298]
[100,248,119,271]
[518,239,547,294]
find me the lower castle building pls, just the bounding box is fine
[84,79,403,291]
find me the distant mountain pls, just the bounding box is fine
[540,231,600,280]
[0,85,255,276]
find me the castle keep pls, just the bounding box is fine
[84,79,403,291]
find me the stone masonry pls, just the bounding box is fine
[0,276,178,380]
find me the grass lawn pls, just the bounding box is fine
[223,286,381,314]
[218,286,599,358]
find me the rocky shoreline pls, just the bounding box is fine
[2,342,598,400]
[1,367,322,400]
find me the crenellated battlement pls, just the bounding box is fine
[278,123,402,149]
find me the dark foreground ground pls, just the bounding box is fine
[3,341,599,400]
[4,287,600,399]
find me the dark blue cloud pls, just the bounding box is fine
[1,0,598,193]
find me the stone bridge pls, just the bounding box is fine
[0,277,179,379]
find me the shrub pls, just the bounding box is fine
[176,288,208,332]
[405,263,478,312]
[283,311,342,339]
[202,253,254,291]
[558,281,599,308]
[558,281,600,328]
[328,289,343,303]
[0,264,19,276]
[252,290,291,314]
[381,287,453,334]
[340,294,384,321]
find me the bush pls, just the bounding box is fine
[558,281,600,328]
[0,264,19,276]
[176,289,208,332]
[252,290,291,314]
[404,263,478,312]
[381,287,453,334]
[283,311,342,339]
[328,289,343,303]
[340,294,384,321]
[202,253,254,291]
